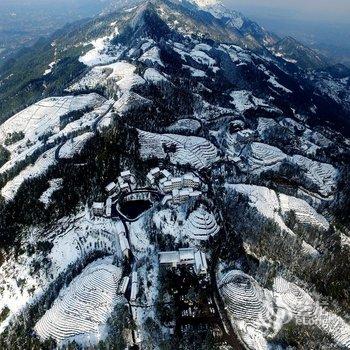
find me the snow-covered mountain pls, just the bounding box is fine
[0,1,349,349]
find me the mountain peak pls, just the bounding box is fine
[189,0,220,6]
[117,1,173,43]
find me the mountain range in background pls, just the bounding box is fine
[0,0,109,62]
[1,0,350,68]
[223,1,350,67]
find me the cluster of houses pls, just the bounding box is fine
[146,167,203,205]
[158,248,208,275]
[92,170,138,217]
[105,170,137,196]
[92,168,205,217]
[89,167,211,346]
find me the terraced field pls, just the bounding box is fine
[219,272,350,350]
[226,184,330,256]
[246,142,287,172]
[225,133,338,199]
[274,277,350,349]
[35,257,125,344]
[183,206,220,240]
[291,155,338,198]
[138,130,218,169]
[219,270,276,350]
[279,194,329,230]
[0,94,113,201]
[0,94,105,174]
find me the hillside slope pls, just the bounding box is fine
[0,1,349,349]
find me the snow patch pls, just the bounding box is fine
[39,178,63,207]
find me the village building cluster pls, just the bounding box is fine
[146,167,203,205]
[93,168,205,217]
[92,170,138,217]
[88,167,213,346]
[105,170,137,196]
[91,167,210,311]
[158,248,208,275]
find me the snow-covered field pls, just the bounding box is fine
[170,40,219,72]
[139,46,164,67]
[166,118,201,134]
[0,94,105,175]
[273,277,350,349]
[58,132,94,160]
[291,155,338,198]
[153,208,186,242]
[79,23,122,67]
[219,270,283,350]
[113,91,152,115]
[225,127,338,198]
[0,94,116,201]
[279,193,329,230]
[0,94,103,156]
[258,64,292,93]
[229,90,270,113]
[226,184,329,256]
[1,146,58,201]
[128,216,153,258]
[219,270,350,350]
[48,212,124,274]
[219,44,254,65]
[39,178,63,207]
[182,64,207,77]
[245,142,287,172]
[0,251,47,333]
[69,61,145,93]
[138,130,218,169]
[314,75,350,108]
[257,117,332,157]
[144,68,167,83]
[0,210,125,334]
[34,257,125,345]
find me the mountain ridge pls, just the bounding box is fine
[0,1,349,349]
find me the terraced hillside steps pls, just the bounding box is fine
[248,142,287,168]
[34,257,125,344]
[219,271,267,322]
[220,271,350,350]
[226,184,330,256]
[291,155,338,198]
[183,206,219,240]
[138,130,218,170]
[219,270,274,350]
[273,277,350,349]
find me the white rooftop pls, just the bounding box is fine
[172,177,183,183]
[132,271,138,283]
[159,251,180,264]
[105,182,116,192]
[179,248,195,261]
[150,167,160,175]
[121,170,131,178]
[92,202,104,209]
[183,173,195,180]
[161,169,172,179]
[119,235,130,252]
